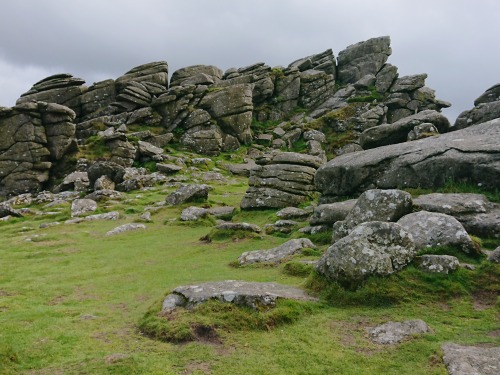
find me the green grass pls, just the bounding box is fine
[0,174,498,374]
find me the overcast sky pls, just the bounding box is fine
[1,0,499,122]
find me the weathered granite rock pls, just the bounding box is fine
[162,280,317,312]
[442,343,500,375]
[457,206,500,239]
[316,221,416,282]
[241,152,322,209]
[180,206,208,221]
[84,189,125,202]
[289,49,336,76]
[94,175,115,191]
[165,184,212,205]
[397,211,479,255]
[360,110,450,149]
[337,36,392,84]
[17,74,86,117]
[390,74,427,93]
[455,83,500,129]
[487,247,500,263]
[276,207,310,221]
[416,255,460,274]
[0,202,23,218]
[309,199,357,226]
[87,161,126,187]
[70,198,97,217]
[368,320,430,344]
[333,189,412,241]
[407,122,439,141]
[298,69,336,110]
[65,211,120,224]
[170,65,223,87]
[315,119,500,200]
[106,223,146,236]
[137,140,164,160]
[413,193,493,216]
[156,163,184,174]
[238,238,316,265]
[215,222,261,233]
[57,171,90,192]
[115,61,169,92]
[375,63,399,94]
[0,101,77,197]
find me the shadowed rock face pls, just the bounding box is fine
[315,118,500,200]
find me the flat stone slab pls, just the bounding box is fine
[106,223,146,236]
[162,280,318,311]
[368,319,430,344]
[238,238,316,265]
[442,343,500,375]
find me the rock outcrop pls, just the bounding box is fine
[0,102,77,197]
[315,119,500,200]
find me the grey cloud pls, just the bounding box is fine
[1,0,499,121]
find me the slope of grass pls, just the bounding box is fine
[0,174,498,374]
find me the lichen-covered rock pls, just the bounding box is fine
[337,36,392,84]
[407,122,439,141]
[416,255,460,274]
[162,280,317,312]
[170,65,223,87]
[442,343,500,375]
[16,74,87,118]
[105,223,146,236]
[309,199,357,226]
[238,238,316,265]
[0,202,23,218]
[215,222,261,233]
[70,198,97,217]
[368,320,430,344]
[397,211,479,255]
[276,207,310,221]
[316,221,416,282]
[180,206,208,221]
[487,247,500,263]
[87,161,126,188]
[333,189,412,241]
[165,184,212,206]
[413,193,492,216]
[0,101,77,197]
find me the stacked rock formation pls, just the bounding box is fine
[240,152,323,209]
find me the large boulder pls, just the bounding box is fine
[165,184,212,206]
[316,221,416,282]
[337,36,392,84]
[332,189,412,241]
[315,119,500,200]
[170,65,223,87]
[397,211,479,255]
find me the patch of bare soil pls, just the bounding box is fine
[472,290,498,311]
[182,361,212,375]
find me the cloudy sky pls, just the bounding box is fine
[1,0,499,122]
